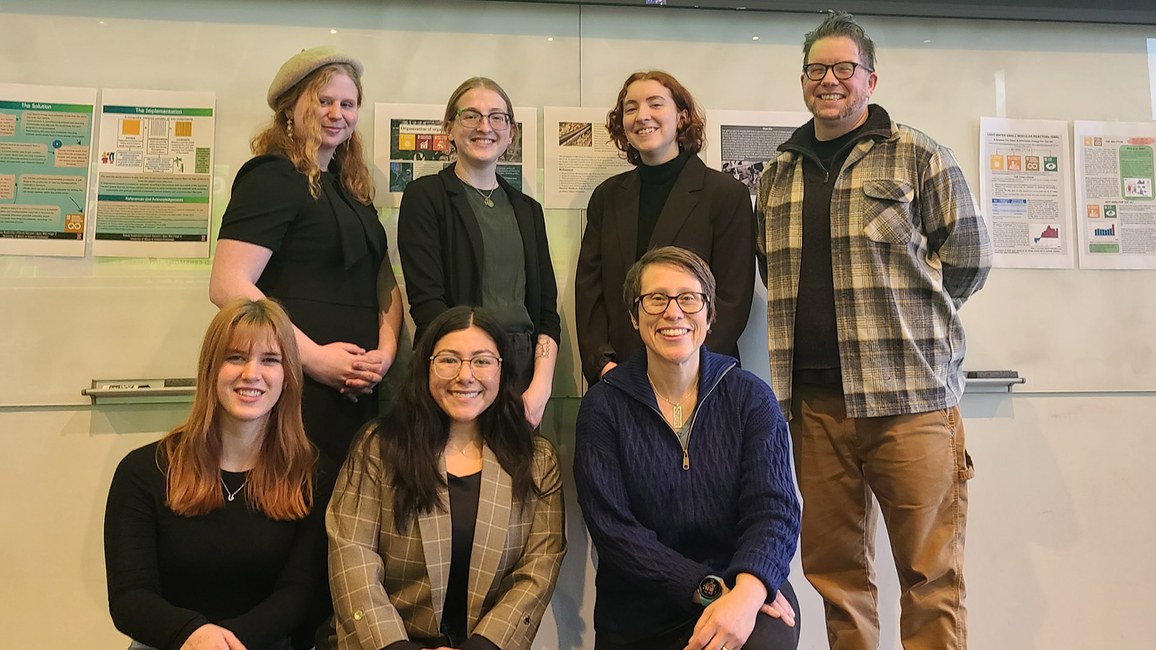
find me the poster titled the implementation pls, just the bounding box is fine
[702,110,810,200]
[93,89,215,258]
[0,83,96,257]
[543,107,634,209]
[373,103,538,209]
[979,117,1074,269]
[1073,120,1156,270]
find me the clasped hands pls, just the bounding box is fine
[684,575,795,650]
[307,341,392,400]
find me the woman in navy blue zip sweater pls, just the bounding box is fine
[574,246,801,650]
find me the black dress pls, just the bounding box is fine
[218,154,387,464]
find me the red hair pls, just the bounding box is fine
[160,299,314,520]
[606,70,707,166]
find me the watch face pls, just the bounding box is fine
[699,577,723,599]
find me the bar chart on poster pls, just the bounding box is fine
[1,0,1156,410]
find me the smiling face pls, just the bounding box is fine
[215,331,285,434]
[428,324,502,428]
[447,87,513,170]
[621,79,685,166]
[292,70,359,167]
[632,262,709,368]
[802,35,877,140]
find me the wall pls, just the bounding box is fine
[1,1,1154,648]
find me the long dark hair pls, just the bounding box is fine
[367,306,540,532]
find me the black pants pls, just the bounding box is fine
[595,579,801,650]
[508,330,535,395]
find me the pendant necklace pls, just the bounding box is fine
[647,373,697,429]
[220,475,247,502]
[473,184,497,208]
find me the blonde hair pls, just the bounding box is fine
[161,299,315,520]
[251,63,374,204]
[441,77,520,148]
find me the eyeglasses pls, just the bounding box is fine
[456,109,512,130]
[803,61,873,81]
[635,292,709,315]
[430,352,502,380]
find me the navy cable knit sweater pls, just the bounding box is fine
[574,348,801,643]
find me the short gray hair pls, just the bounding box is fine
[803,11,876,70]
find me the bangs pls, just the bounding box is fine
[227,320,281,356]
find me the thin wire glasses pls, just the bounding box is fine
[430,353,502,380]
[635,292,709,315]
[456,109,512,130]
[803,61,873,81]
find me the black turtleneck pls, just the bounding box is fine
[636,150,691,260]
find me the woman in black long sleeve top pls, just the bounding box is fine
[104,299,333,650]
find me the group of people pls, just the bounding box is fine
[103,10,991,650]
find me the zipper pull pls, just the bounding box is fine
[682,448,690,471]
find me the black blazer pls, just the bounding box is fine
[397,164,560,347]
[575,154,755,385]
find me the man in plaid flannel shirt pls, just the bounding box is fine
[756,12,991,650]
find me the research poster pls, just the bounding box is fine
[372,103,538,208]
[543,107,634,209]
[92,89,215,258]
[702,110,811,199]
[978,117,1075,269]
[0,83,96,257]
[1073,120,1156,270]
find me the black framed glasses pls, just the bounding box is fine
[429,353,502,380]
[803,61,873,81]
[635,292,709,315]
[455,109,512,130]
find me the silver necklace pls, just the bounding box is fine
[472,184,497,208]
[647,372,697,429]
[220,475,247,502]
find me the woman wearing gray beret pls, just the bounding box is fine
[210,46,403,466]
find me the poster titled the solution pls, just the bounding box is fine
[1074,120,1156,270]
[93,89,215,258]
[0,83,96,257]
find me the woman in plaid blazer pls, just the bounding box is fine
[327,306,566,650]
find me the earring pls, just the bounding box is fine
[286,119,294,138]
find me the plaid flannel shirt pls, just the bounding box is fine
[756,112,992,418]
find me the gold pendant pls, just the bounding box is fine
[672,403,683,429]
[483,197,494,208]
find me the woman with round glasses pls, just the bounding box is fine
[210,46,403,465]
[575,246,801,650]
[328,305,566,650]
[105,299,334,650]
[398,77,559,428]
[575,71,755,387]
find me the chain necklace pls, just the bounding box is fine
[446,438,482,459]
[647,372,698,429]
[472,184,497,208]
[220,475,247,502]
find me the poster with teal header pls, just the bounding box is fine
[93,88,215,258]
[0,83,96,257]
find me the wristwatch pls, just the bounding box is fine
[697,574,725,607]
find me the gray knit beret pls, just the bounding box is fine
[266,46,364,109]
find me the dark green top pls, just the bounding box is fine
[463,183,534,334]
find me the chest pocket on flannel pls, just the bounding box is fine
[861,179,916,244]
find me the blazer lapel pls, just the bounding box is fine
[612,169,641,264]
[466,445,512,631]
[417,455,453,628]
[442,164,486,278]
[650,155,705,247]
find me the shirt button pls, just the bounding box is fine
[353,610,363,620]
